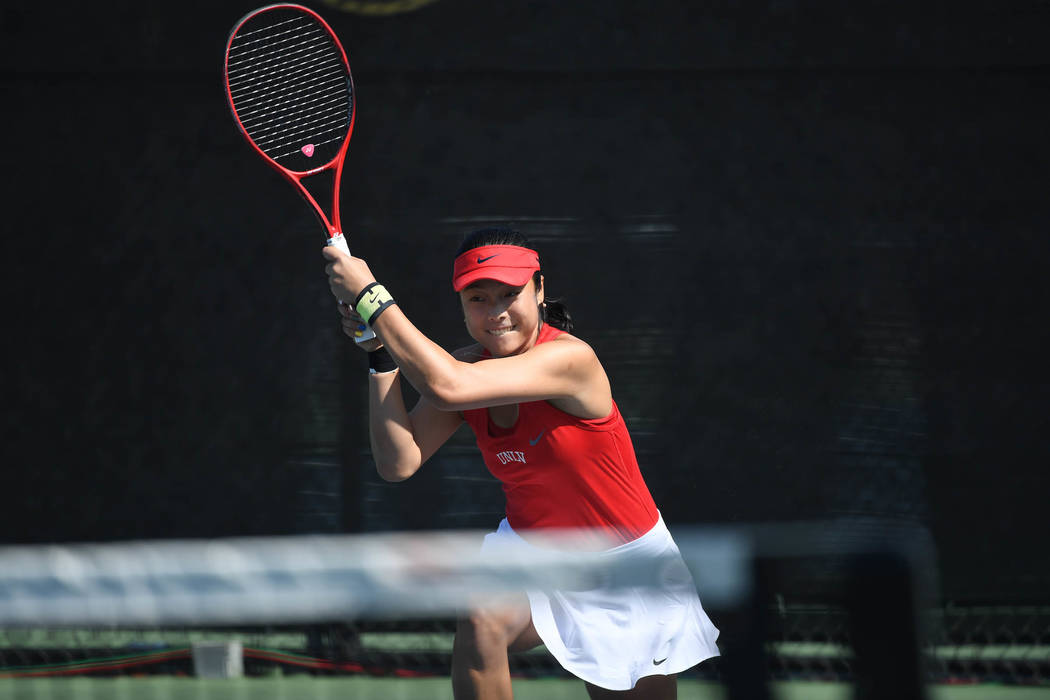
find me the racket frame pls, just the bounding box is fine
[224,3,374,341]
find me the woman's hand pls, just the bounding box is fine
[338,302,384,351]
[322,245,377,305]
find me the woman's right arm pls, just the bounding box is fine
[368,370,463,481]
[340,302,463,482]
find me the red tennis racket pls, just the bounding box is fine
[224,3,375,341]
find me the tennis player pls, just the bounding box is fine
[323,228,720,699]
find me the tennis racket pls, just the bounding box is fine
[224,3,375,341]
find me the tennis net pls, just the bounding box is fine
[0,526,747,683]
[6,519,1023,697]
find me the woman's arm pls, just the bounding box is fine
[368,370,463,481]
[375,305,604,412]
[338,301,462,482]
[324,248,609,415]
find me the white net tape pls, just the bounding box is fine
[0,528,754,626]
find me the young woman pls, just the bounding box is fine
[323,228,720,699]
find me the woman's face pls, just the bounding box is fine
[459,276,544,357]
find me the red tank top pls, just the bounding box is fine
[461,324,659,544]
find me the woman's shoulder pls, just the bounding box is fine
[538,331,611,419]
[544,330,597,355]
[536,331,605,377]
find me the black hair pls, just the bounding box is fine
[456,227,573,333]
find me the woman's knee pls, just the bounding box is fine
[455,604,534,655]
[456,610,510,650]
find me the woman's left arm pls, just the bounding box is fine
[374,304,600,410]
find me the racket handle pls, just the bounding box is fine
[327,234,378,343]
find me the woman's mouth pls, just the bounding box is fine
[487,325,516,337]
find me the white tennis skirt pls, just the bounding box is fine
[480,513,721,690]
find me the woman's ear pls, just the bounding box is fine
[535,274,545,306]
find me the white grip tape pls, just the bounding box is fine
[327,234,377,343]
[328,233,350,254]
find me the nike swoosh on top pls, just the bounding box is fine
[653,657,667,665]
[476,254,499,263]
[529,431,544,446]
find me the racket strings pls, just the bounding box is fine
[227,29,342,107]
[233,70,344,120]
[235,78,345,135]
[253,104,348,155]
[226,15,304,42]
[227,29,330,82]
[228,54,342,103]
[227,23,320,59]
[226,11,351,166]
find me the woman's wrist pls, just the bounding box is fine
[354,282,396,326]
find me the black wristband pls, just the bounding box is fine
[368,346,398,375]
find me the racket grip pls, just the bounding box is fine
[326,234,378,343]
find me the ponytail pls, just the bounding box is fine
[536,271,573,333]
[542,300,573,333]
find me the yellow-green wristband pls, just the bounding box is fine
[354,282,396,325]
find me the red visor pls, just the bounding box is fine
[452,245,540,291]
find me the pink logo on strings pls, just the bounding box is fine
[301,144,315,157]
